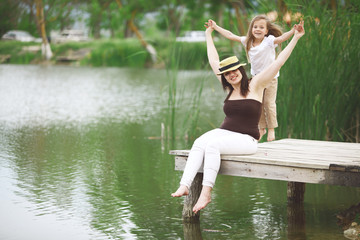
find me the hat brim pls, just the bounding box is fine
[217,63,246,75]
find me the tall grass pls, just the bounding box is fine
[164,41,210,142]
[165,44,179,140]
[277,1,360,142]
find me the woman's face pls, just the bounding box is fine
[224,69,242,85]
[252,19,268,40]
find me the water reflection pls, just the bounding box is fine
[250,192,283,239]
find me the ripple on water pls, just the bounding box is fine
[0,65,167,129]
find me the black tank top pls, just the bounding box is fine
[220,91,262,140]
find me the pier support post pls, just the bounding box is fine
[287,181,305,203]
[183,221,203,240]
[182,173,203,222]
[287,182,306,239]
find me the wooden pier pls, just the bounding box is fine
[170,138,360,222]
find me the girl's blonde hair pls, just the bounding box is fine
[245,15,283,62]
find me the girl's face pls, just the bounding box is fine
[224,69,242,85]
[251,19,268,40]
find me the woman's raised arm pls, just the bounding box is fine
[205,25,221,82]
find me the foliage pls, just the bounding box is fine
[0,0,23,37]
[82,39,150,67]
[275,0,360,142]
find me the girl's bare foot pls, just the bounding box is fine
[193,186,212,213]
[171,185,189,197]
[259,128,266,140]
[267,128,275,142]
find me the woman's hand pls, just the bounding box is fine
[205,25,214,34]
[205,20,214,34]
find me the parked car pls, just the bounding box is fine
[52,29,88,44]
[1,30,41,42]
[176,31,206,42]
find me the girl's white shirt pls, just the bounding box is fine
[240,35,279,78]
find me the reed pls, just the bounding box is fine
[164,41,211,141]
[181,76,205,140]
[276,1,360,142]
[165,44,179,140]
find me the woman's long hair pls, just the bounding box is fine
[221,66,250,97]
[245,15,283,61]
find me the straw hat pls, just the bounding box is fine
[218,56,246,75]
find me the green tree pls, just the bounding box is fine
[87,0,112,39]
[0,0,23,36]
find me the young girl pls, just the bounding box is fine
[210,15,298,141]
[171,20,304,213]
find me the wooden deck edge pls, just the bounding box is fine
[170,150,331,170]
[329,164,360,172]
[174,156,360,187]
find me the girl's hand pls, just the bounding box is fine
[293,20,304,32]
[294,20,305,38]
[205,19,217,29]
[209,19,217,28]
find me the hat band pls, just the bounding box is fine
[219,61,240,73]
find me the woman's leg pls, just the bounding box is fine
[193,130,257,212]
[171,129,224,197]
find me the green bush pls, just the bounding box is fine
[85,39,150,68]
[0,41,40,64]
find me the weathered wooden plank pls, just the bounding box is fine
[263,138,360,148]
[229,151,359,165]
[170,139,360,171]
[171,150,357,170]
[257,147,360,159]
[175,156,360,187]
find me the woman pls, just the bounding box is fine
[171,20,305,214]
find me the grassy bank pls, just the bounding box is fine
[0,38,233,70]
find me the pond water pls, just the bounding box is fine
[0,64,359,240]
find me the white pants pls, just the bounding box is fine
[180,128,257,188]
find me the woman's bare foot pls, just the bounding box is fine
[193,186,212,213]
[171,185,189,197]
[259,128,266,140]
[267,128,275,142]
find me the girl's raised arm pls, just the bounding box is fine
[210,19,243,43]
[254,21,305,89]
[205,24,221,82]
[274,20,303,45]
